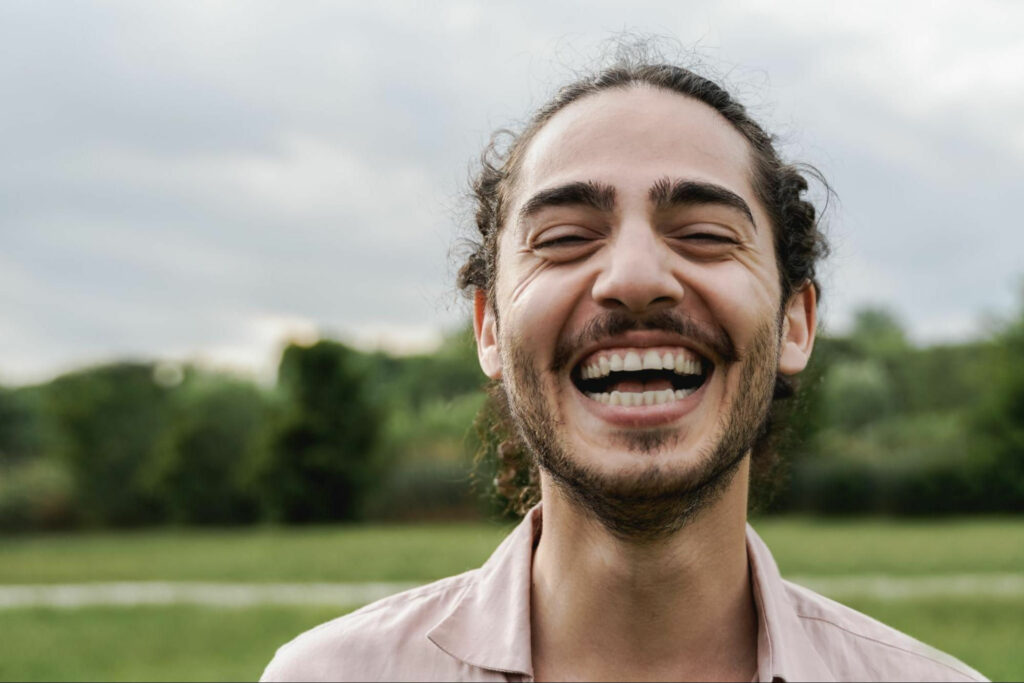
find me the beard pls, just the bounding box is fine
[501,311,780,542]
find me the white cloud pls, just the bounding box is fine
[0,0,1021,385]
[191,313,321,384]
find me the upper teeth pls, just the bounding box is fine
[580,348,702,379]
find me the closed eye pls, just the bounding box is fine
[535,234,592,248]
[683,232,737,244]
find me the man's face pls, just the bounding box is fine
[475,86,814,536]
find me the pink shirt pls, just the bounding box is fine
[262,507,986,682]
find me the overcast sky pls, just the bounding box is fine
[2,1,1021,385]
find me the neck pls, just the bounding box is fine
[530,458,757,682]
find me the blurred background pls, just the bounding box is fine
[1,1,1021,680]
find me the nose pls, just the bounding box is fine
[591,222,684,314]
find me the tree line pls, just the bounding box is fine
[0,301,1021,531]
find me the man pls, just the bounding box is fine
[262,57,986,682]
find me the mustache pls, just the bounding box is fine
[551,311,737,373]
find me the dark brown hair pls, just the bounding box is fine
[458,52,830,515]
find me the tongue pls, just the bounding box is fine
[610,379,674,393]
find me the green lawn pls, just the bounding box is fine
[2,516,1022,583]
[0,517,1021,681]
[0,523,513,584]
[0,605,347,682]
[752,516,1024,577]
[840,596,1022,683]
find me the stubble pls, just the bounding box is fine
[501,312,780,542]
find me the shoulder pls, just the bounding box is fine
[783,580,988,682]
[260,571,478,682]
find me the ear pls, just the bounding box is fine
[473,290,502,379]
[778,282,817,375]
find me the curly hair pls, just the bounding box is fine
[459,53,830,516]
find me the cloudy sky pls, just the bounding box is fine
[2,1,1021,385]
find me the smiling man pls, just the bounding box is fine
[262,58,985,682]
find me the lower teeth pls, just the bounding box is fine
[586,388,695,406]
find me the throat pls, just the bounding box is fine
[531,483,758,681]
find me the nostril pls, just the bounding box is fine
[591,260,685,314]
[601,293,680,314]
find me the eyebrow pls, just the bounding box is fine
[517,181,617,223]
[649,177,756,229]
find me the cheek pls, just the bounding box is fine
[511,275,585,343]
[496,257,589,360]
[683,261,780,339]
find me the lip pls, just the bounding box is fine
[566,329,716,429]
[564,329,718,429]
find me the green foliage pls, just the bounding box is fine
[0,458,76,531]
[891,342,991,414]
[143,375,272,525]
[848,307,909,358]
[42,363,172,526]
[773,302,1023,515]
[257,341,383,523]
[821,358,896,430]
[0,325,486,530]
[0,386,43,464]
[970,298,1024,511]
[368,328,490,520]
[360,326,483,411]
[364,460,479,521]
[4,293,1021,528]
[383,393,485,458]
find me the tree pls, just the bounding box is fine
[972,293,1024,511]
[43,363,170,526]
[822,358,896,430]
[0,386,41,464]
[258,341,383,522]
[144,374,270,524]
[359,325,484,411]
[848,308,909,359]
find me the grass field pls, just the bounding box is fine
[3,516,1022,584]
[0,516,1021,681]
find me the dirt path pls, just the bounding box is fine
[0,581,420,609]
[0,574,1021,609]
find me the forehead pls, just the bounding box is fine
[513,85,759,214]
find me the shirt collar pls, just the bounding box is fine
[746,524,835,682]
[427,506,539,677]
[428,507,836,682]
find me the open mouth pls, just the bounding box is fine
[571,346,711,407]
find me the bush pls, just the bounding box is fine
[363,460,479,521]
[0,386,43,464]
[43,363,171,526]
[786,451,1000,517]
[822,359,895,430]
[143,377,270,525]
[0,458,77,531]
[970,300,1024,512]
[256,341,384,523]
[787,457,881,515]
